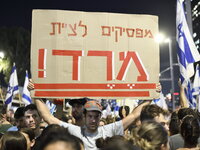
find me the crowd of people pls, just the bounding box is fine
[0,82,200,150]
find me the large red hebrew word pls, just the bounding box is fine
[38,49,148,81]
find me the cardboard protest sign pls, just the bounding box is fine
[31,9,160,99]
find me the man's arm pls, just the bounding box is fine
[179,84,189,108]
[34,99,61,125]
[28,80,61,125]
[122,100,151,130]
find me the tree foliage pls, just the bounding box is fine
[0,27,31,86]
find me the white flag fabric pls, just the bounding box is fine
[22,71,32,105]
[152,92,168,110]
[190,64,200,109]
[46,100,56,115]
[176,0,200,87]
[192,64,200,96]
[5,63,19,109]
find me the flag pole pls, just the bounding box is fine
[0,86,4,104]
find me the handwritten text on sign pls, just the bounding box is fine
[31,10,159,99]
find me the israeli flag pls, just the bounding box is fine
[191,65,200,109]
[152,92,168,110]
[5,63,19,109]
[192,65,200,96]
[46,100,56,115]
[176,0,200,87]
[22,70,32,105]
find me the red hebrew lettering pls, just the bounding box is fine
[117,51,149,81]
[68,24,77,36]
[50,22,61,35]
[136,28,143,38]
[114,27,123,42]
[87,51,113,80]
[101,26,111,36]
[52,50,83,80]
[126,28,135,37]
[38,49,47,78]
[78,21,87,37]
[144,29,153,38]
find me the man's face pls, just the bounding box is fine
[72,103,84,120]
[24,109,41,129]
[154,114,169,131]
[15,117,26,129]
[85,111,101,133]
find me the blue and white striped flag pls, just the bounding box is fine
[176,0,200,87]
[22,70,32,105]
[192,64,200,96]
[46,100,56,115]
[152,92,168,110]
[5,63,19,109]
[191,64,200,109]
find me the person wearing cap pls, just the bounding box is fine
[33,96,150,150]
[68,98,87,126]
[28,81,161,150]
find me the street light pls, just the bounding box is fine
[155,33,176,111]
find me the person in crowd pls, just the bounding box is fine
[177,115,200,150]
[8,106,26,131]
[31,91,150,150]
[40,127,84,150]
[119,105,130,120]
[169,111,180,136]
[96,135,135,150]
[131,120,169,150]
[28,80,162,150]
[0,106,12,134]
[32,124,83,150]
[118,105,132,137]
[99,118,107,126]
[169,108,200,150]
[23,104,42,137]
[68,98,88,126]
[140,104,169,131]
[20,128,36,150]
[0,131,27,150]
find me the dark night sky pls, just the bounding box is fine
[0,0,178,94]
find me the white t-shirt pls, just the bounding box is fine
[60,120,124,150]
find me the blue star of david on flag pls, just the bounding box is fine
[5,63,19,109]
[176,0,200,108]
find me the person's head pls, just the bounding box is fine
[140,104,169,131]
[6,109,15,124]
[83,100,102,133]
[14,106,26,129]
[119,106,130,119]
[68,98,87,120]
[24,104,41,130]
[96,135,135,150]
[99,118,107,126]
[131,120,169,150]
[39,125,84,150]
[20,128,35,150]
[0,131,27,150]
[169,111,180,136]
[177,108,197,121]
[180,115,200,148]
